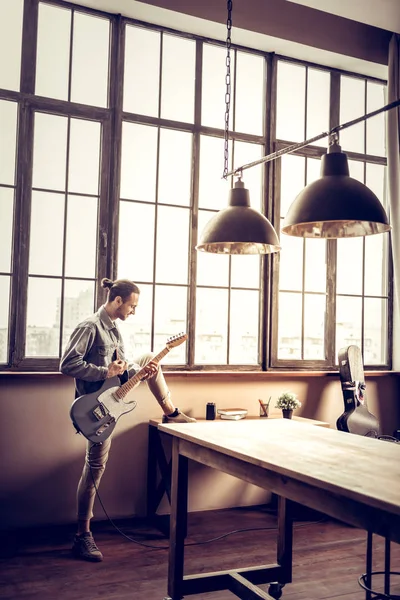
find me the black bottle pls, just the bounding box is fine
[206,402,216,420]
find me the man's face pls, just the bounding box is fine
[116,292,139,321]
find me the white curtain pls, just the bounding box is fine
[387,34,400,369]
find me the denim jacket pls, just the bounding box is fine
[60,305,140,397]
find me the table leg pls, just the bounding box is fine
[166,437,188,600]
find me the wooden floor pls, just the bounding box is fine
[1,505,400,600]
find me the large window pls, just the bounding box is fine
[272,62,389,368]
[0,0,391,371]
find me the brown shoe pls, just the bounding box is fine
[72,532,103,562]
[163,409,196,423]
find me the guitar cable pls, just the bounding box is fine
[89,465,326,550]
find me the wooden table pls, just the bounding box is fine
[156,418,400,600]
[146,415,330,529]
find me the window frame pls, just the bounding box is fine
[0,0,391,372]
[270,58,391,370]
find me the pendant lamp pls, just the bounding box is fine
[196,1,281,256]
[281,139,391,238]
[196,179,281,254]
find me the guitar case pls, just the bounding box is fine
[337,345,380,437]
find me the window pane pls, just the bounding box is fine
[366,82,386,156]
[364,298,387,365]
[29,192,65,276]
[235,51,264,135]
[36,3,71,100]
[65,195,98,278]
[202,44,234,130]
[279,232,303,291]
[340,76,365,153]
[348,159,364,182]
[305,239,326,293]
[26,277,61,357]
[197,210,229,287]
[0,100,18,185]
[0,0,23,91]
[156,206,189,284]
[158,129,192,206]
[154,285,188,364]
[68,119,101,195]
[231,255,260,289]
[0,276,11,363]
[120,122,157,201]
[233,141,263,212]
[62,279,95,350]
[280,154,305,217]
[229,290,259,364]
[336,296,362,361]
[0,188,14,273]
[366,163,387,209]
[118,283,153,358]
[336,237,363,296]
[307,157,321,184]
[124,26,160,117]
[198,135,232,210]
[71,13,110,107]
[365,233,388,297]
[277,292,302,359]
[118,201,155,282]
[306,68,330,140]
[276,62,305,142]
[33,113,68,191]
[195,288,228,364]
[161,35,195,123]
[304,294,325,360]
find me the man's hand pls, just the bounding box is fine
[106,359,128,379]
[140,360,158,381]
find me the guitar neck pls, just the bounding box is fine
[115,346,170,399]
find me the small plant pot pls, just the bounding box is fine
[282,409,293,419]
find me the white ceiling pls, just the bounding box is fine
[285,0,400,34]
[67,0,393,78]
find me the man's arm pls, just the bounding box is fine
[60,325,108,381]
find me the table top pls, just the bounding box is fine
[158,418,400,519]
[150,415,331,427]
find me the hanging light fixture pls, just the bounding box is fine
[219,99,400,240]
[196,1,281,255]
[281,134,391,238]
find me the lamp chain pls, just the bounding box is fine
[223,0,232,180]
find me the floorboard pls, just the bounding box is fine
[1,505,400,600]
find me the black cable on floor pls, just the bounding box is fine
[90,464,326,550]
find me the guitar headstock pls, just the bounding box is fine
[166,332,188,349]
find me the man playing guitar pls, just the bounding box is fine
[60,277,196,562]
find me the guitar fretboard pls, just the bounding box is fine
[114,346,170,400]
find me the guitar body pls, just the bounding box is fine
[336,345,379,437]
[70,376,136,444]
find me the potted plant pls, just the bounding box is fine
[275,391,301,419]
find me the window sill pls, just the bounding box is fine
[0,370,398,378]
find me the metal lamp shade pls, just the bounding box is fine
[281,145,391,238]
[196,180,281,255]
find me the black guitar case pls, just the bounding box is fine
[337,345,380,437]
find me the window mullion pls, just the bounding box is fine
[105,14,124,295]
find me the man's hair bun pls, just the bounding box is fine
[101,278,114,290]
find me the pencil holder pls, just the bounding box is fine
[259,402,269,417]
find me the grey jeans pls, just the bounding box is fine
[76,352,171,520]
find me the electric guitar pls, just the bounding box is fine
[70,333,188,444]
[336,345,380,437]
